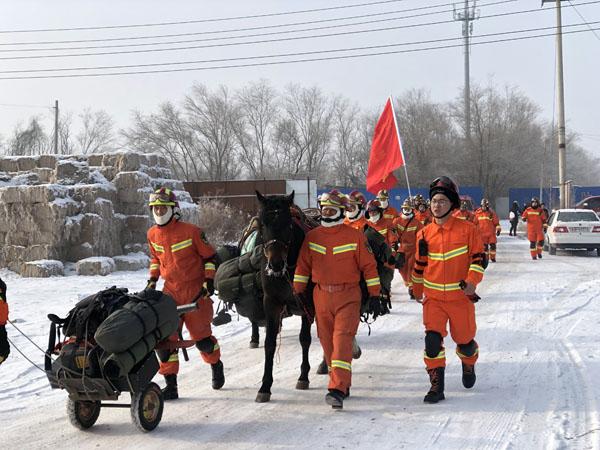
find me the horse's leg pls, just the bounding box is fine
[296,316,312,390]
[249,321,260,348]
[256,306,281,403]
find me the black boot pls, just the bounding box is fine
[211,360,225,390]
[162,374,179,400]
[462,362,476,389]
[316,358,328,375]
[424,367,445,403]
[325,389,345,409]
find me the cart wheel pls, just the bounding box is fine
[67,398,101,430]
[131,382,163,432]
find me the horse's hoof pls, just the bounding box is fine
[249,340,259,349]
[255,392,271,403]
[296,380,309,390]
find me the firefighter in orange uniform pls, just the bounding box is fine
[0,277,9,366]
[453,200,476,223]
[343,190,368,230]
[521,197,547,260]
[377,189,399,221]
[412,177,485,403]
[415,196,432,225]
[393,199,423,298]
[293,190,381,409]
[474,199,501,262]
[147,187,224,400]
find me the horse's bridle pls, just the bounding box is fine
[261,210,293,278]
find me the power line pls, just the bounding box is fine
[0,0,414,34]
[0,0,517,48]
[1,21,594,75]
[1,1,597,61]
[0,25,596,81]
[567,0,600,41]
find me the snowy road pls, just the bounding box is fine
[1,234,600,449]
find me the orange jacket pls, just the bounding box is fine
[293,224,381,297]
[415,209,432,225]
[344,216,368,231]
[412,216,485,301]
[521,207,546,232]
[474,208,501,238]
[393,215,423,253]
[452,209,476,223]
[148,220,216,289]
[382,206,399,221]
[368,217,398,251]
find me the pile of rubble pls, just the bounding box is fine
[0,152,199,277]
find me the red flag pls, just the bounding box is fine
[366,98,405,194]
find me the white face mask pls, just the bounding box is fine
[321,208,344,227]
[379,199,389,209]
[345,207,363,221]
[368,212,381,224]
[153,206,174,226]
[402,209,413,218]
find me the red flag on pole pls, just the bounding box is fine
[366,97,406,194]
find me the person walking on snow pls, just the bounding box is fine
[293,190,381,409]
[377,189,399,221]
[411,177,486,403]
[393,199,423,299]
[474,199,501,262]
[521,197,547,260]
[0,277,10,366]
[146,187,224,400]
[509,201,521,236]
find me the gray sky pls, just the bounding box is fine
[0,0,599,156]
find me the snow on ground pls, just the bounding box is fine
[2,232,600,450]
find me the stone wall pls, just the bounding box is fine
[0,151,199,277]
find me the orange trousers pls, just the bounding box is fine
[399,250,416,287]
[314,284,361,393]
[423,296,478,369]
[527,226,545,257]
[158,281,220,376]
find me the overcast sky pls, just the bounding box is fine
[0,0,598,157]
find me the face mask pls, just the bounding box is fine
[379,199,389,209]
[402,209,413,217]
[153,206,174,226]
[321,208,344,227]
[345,207,363,221]
[368,212,381,223]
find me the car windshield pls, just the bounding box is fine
[557,211,599,222]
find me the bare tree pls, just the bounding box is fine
[233,79,279,179]
[185,84,241,181]
[8,117,49,156]
[274,84,335,181]
[77,108,115,154]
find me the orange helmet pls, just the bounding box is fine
[347,190,367,207]
[318,189,348,209]
[376,189,390,200]
[149,187,178,208]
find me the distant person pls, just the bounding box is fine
[474,199,501,262]
[521,197,547,260]
[0,277,9,366]
[509,201,520,236]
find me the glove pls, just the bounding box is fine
[0,325,9,365]
[496,229,501,237]
[394,252,406,269]
[543,224,548,234]
[205,278,215,296]
[0,276,6,301]
[367,296,382,319]
[391,241,399,252]
[145,277,158,290]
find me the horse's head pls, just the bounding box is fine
[256,190,295,277]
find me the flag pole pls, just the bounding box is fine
[389,95,412,199]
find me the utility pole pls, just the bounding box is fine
[454,0,479,140]
[542,0,567,208]
[53,100,59,154]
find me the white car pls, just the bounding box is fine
[545,208,600,256]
